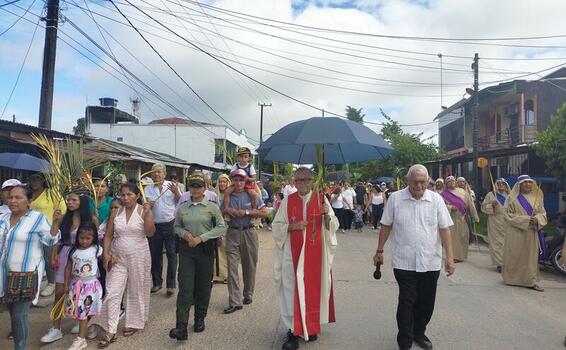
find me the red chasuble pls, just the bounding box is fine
[287,192,335,337]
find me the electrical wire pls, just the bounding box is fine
[108,0,259,142]
[176,0,566,43]
[0,0,36,37]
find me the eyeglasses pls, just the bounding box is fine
[295,178,313,182]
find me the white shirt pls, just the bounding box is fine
[341,188,356,209]
[380,188,453,272]
[330,193,344,209]
[371,193,384,205]
[282,185,297,197]
[145,180,178,223]
[0,204,10,219]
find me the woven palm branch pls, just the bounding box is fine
[32,134,105,206]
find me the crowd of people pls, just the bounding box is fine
[0,154,564,350]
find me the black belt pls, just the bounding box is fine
[228,225,253,230]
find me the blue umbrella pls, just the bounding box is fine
[0,152,50,172]
[257,117,392,164]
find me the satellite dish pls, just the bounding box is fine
[465,88,475,95]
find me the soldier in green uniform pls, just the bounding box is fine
[169,175,226,341]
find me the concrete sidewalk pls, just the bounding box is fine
[1,226,566,349]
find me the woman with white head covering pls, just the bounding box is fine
[441,176,479,262]
[481,178,511,271]
[502,175,547,291]
[434,178,444,194]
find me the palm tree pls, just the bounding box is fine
[345,106,365,123]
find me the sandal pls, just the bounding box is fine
[98,332,116,348]
[122,328,138,337]
[531,284,544,292]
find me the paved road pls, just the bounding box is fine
[2,226,566,350]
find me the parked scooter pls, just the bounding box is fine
[540,224,566,275]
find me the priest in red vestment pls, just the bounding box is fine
[272,167,339,350]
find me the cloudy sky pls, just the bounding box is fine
[1,0,566,143]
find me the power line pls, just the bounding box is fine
[1,17,39,119]
[174,0,566,49]
[0,0,36,37]
[108,0,258,142]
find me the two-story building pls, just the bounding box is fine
[430,67,566,200]
[85,98,256,170]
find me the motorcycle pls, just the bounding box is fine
[540,227,566,275]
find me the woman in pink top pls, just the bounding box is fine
[93,183,155,348]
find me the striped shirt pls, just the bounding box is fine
[0,210,60,303]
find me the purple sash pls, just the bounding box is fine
[496,193,506,206]
[441,190,467,215]
[517,194,545,261]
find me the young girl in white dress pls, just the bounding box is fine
[64,222,103,350]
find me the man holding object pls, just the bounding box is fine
[373,164,455,350]
[272,167,339,350]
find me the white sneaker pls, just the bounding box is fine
[71,323,80,334]
[40,283,55,297]
[40,328,63,343]
[67,336,87,350]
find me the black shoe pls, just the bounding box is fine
[282,330,299,350]
[307,334,317,342]
[223,305,243,314]
[169,323,188,341]
[193,318,205,333]
[243,297,253,305]
[414,335,433,350]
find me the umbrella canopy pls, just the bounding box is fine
[0,152,50,172]
[258,117,392,164]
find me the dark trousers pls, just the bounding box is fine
[393,269,440,348]
[149,220,177,289]
[176,244,214,324]
[333,208,345,229]
[8,300,32,350]
[343,209,353,229]
[43,245,55,284]
[372,204,384,228]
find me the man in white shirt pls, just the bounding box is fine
[340,183,356,230]
[145,163,181,297]
[373,164,455,350]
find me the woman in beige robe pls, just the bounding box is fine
[442,176,479,262]
[481,179,511,271]
[213,174,231,283]
[502,175,547,291]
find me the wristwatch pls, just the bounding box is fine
[245,209,250,216]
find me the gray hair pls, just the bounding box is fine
[152,163,166,172]
[294,167,313,177]
[406,164,428,179]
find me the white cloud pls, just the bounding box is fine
[3,0,566,142]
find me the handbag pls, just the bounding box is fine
[3,269,39,303]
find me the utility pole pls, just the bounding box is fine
[258,102,271,181]
[38,0,60,129]
[472,53,480,194]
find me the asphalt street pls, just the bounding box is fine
[2,226,566,350]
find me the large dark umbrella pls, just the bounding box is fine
[257,117,392,164]
[0,152,50,172]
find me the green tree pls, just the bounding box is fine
[533,102,566,182]
[349,109,441,180]
[73,117,86,136]
[345,105,365,123]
